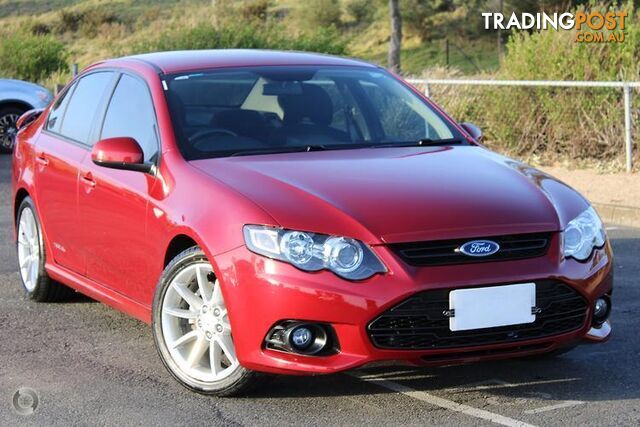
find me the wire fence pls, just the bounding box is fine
[407,78,639,172]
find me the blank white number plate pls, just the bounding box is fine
[449,283,536,332]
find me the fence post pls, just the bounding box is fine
[445,39,450,69]
[623,85,633,172]
[71,63,78,77]
[424,83,430,98]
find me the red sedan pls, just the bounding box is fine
[11,50,612,396]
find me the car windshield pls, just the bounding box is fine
[164,66,465,159]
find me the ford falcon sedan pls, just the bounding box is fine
[12,50,612,396]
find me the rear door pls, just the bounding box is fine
[35,71,115,274]
[78,72,160,302]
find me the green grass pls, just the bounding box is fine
[355,38,499,76]
[403,40,498,75]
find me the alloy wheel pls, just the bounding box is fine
[161,263,239,383]
[17,207,40,292]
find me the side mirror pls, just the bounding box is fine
[461,122,483,142]
[16,108,44,130]
[91,137,153,173]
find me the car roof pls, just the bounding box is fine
[110,49,378,74]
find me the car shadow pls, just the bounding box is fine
[242,338,633,403]
[58,289,96,303]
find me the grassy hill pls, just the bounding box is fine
[0,0,498,87]
[1,1,633,169]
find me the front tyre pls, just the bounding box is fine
[152,247,262,396]
[16,197,74,301]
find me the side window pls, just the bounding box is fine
[59,72,113,144]
[101,74,158,162]
[46,82,76,133]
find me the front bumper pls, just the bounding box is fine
[212,234,613,375]
[585,319,612,341]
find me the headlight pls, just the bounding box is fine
[562,207,606,261]
[243,225,386,280]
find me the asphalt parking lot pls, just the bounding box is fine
[0,153,639,426]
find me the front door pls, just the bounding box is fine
[79,73,160,302]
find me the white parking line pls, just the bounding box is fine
[446,377,580,392]
[356,369,428,380]
[350,372,536,427]
[524,400,585,414]
[447,378,513,392]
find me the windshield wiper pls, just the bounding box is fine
[371,138,465,148]
[230,145,328,157]
[228,139,462,157]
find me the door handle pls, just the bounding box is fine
[35,152,49,166]
[81,172,96,188]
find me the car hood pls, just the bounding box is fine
[190,146,589,244]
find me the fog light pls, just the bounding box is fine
[592,296,611,325]
[264,321,335,355]
[594,299,607,317]
[290,326,313,349]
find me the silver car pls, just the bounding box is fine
[0,79,53,153]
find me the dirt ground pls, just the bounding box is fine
[541,166,640,209]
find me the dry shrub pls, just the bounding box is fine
[241,0,271,24]
[30,22,51,35]
[53,8,122,38]
[132,23,348,56]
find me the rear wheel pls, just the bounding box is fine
[152,247,264,396]
[0,106,25,154]
[16,197,74,301]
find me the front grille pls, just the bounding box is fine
[389,232,554,266]
[368,281,587,350]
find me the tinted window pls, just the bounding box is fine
[46,82,75,133]
[165,66,462,160]
[100,74,158,162]
[59,72,113,144]
[361,81,434,141]
[171,72,256,107]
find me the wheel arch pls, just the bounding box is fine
[14,188,30,226]
[164,234,200,267]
